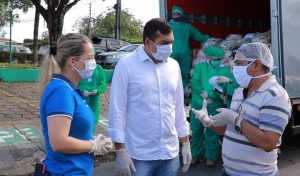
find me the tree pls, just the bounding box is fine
[74,8,143,42]
[32,0,40,65]
[31,0,81,43]
[23,31,50,48]
[40,31,49,44]
[0,0,32,29]
[74,15,90,36]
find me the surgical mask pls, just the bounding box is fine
[151,41,172,61]
[210,60,222,68]
[73,59,96,79]
[233,61,271,88]
[172,12,182,21]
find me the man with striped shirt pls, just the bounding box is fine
[193,42,291,176]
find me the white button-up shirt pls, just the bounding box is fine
[108,47,190,160]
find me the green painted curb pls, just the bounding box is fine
[104,69,114,83]
[0,68,40,82]
[0,68,114,82]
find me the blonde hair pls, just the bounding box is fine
[39,33,92,95]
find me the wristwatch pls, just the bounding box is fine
[234,116,243,133]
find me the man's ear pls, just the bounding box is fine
[144,38,151,47]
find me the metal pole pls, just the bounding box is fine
[116,0,121,40]
[114,0,121,40]
[88,2,91,38]
[9,9,13,64]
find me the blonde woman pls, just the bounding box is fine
[39,33,112,175]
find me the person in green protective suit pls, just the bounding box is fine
[78,48,107,133]
[169,5,210,89]
[190,46,238,166]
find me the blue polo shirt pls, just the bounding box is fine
[40,74,94,176]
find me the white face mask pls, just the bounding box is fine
[150,41,172,61]
[233,60,271,88]
[73,59,96,79]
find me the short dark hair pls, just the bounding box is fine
[143,18,172,44]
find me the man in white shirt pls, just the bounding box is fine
[108,18,191,176]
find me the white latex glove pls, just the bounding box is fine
[209,76,224,93]
[217,76,232,84]
[191,99,213,127]
[200,91,213,104]
[200,90,208,99]
[220,94,228,105]
[90,134,113,155]
[224,59,235,69]
[91,89,98,95]
[228,60,235,68]
[181,142,192,172]
[211,108,238,126]
[83,90,91,97]
[116,149,136,176]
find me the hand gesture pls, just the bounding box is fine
[211,108,238,126]
[191,99,213,127]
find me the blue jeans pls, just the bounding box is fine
[131,155,180,176]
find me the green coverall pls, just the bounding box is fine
[78,64,107,132]
[190,61,237,160]
[169,20,209,88]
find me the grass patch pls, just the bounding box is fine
[0,62,38,69]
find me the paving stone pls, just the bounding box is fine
[0,82,111,175]
[1,111,14,115]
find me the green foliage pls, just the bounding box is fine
[127,38,143,44]
[0,0,32,29]
[0,3,9,28]
[73,15,90,36]
[23,31,49,49]
[0,51,43,64]
[74,8,143,42]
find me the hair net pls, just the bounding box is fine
[172,6,184,16]
[204,46,224,58]
[234,42,274,69]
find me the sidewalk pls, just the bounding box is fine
[0,82,110,175]
[0,83,45,175]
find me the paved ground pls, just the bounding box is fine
[1,82,300,176]
[0,82,110,175]
[94,139,300,176]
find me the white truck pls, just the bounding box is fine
[159,0,300,139]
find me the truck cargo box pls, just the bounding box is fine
[160,0,300,135]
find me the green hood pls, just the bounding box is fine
[204,46,224,58]
[172,5,184,15]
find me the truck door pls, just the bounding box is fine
[270,0,283,84]
[276,0,300,134]
[280,0,300,99]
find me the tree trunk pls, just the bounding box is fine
[47,8,65,43]
[32,0,40,66]
[48,13,65,44]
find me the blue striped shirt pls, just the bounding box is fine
[223,76,291,176]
